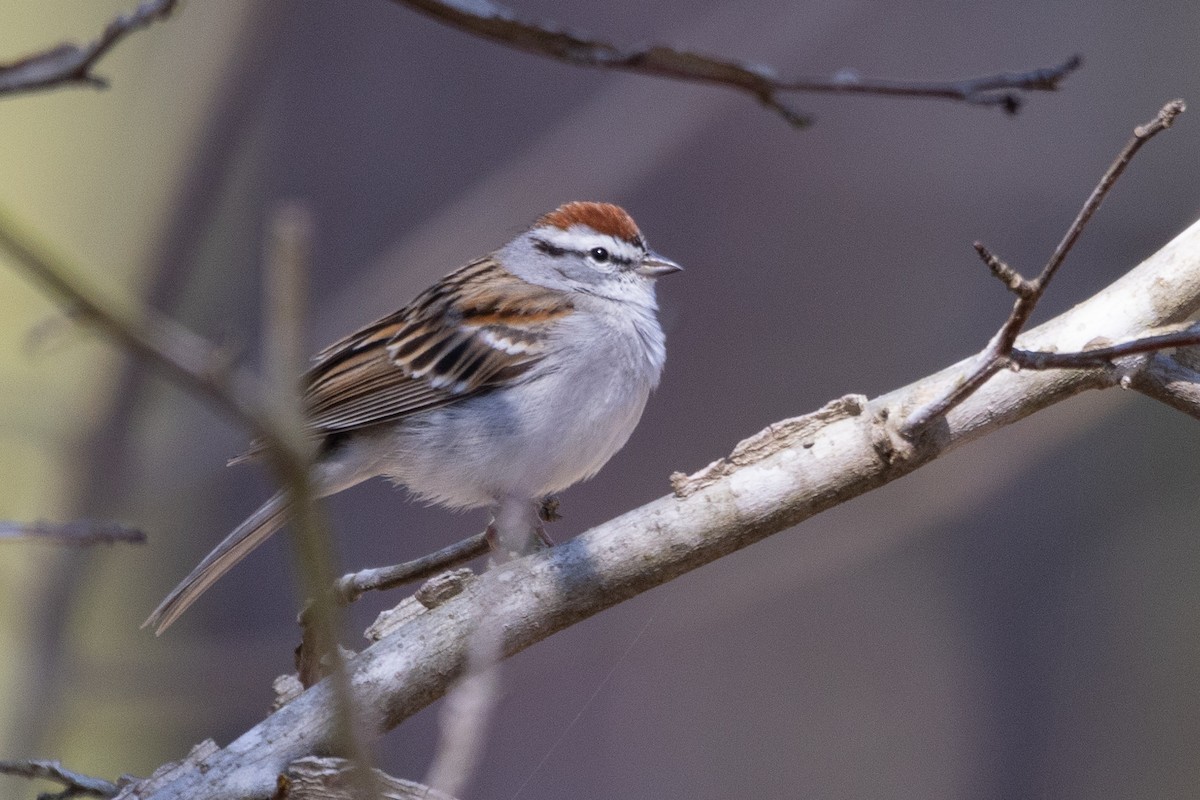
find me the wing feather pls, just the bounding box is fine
[300,257,573,436]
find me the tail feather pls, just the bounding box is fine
[143,492,288,635]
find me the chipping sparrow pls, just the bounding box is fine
[145,202,681,633]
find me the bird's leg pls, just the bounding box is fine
[538,495,561,523]
[534,495,560,546]
[489,496,553,558]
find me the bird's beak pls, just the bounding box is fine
[635,252,684,278]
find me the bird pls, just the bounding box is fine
[144,201,682,634]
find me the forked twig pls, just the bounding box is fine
[395,0,1081,127]
[0,0,178,97]
[902,99,1187,434]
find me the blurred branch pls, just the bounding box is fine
[0,205,280,451]
[0,0,178,97]
[0,757,119,798]
[263,207,379,800]
[422,599,503,798]
[112,201,1200,797]
[394,0,1081,126]
[0,520,144,546]
[0,206,369,797]
[902,99,1186,433]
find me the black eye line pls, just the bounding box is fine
[532,237,568,257]
[536,236,637,268]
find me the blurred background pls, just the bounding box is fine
[2,1,1200,798]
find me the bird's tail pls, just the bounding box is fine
[143,492,288,635]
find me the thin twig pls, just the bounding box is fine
[1033,99,1186,298]
[0,0,178,97]
[1012,325,1200,369]
[335,533,490,605]
[394,0,1081,127]
[332,495,560,605]
[901,99,1186,434]
[0,758,118,798]
[0,520,144,546]
[974,242,1034,298]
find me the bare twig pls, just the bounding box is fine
[0,520,144,546]
[1034,99,1185,296]
[1012,325,1200,369]
[394,0,1081,127]
[334,533,490,605]
[0,758,119,798]
[974,242,1034,298]
[0,0,178,97]
[901,99,1186,434]
[332,494,559,604]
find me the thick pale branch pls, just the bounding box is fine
[114,216,1200,800]
[394,0,1080,126]
[0,0,178,97]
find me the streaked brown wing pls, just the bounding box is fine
[302,257,573,435]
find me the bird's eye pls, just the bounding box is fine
[588,247,610,263]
